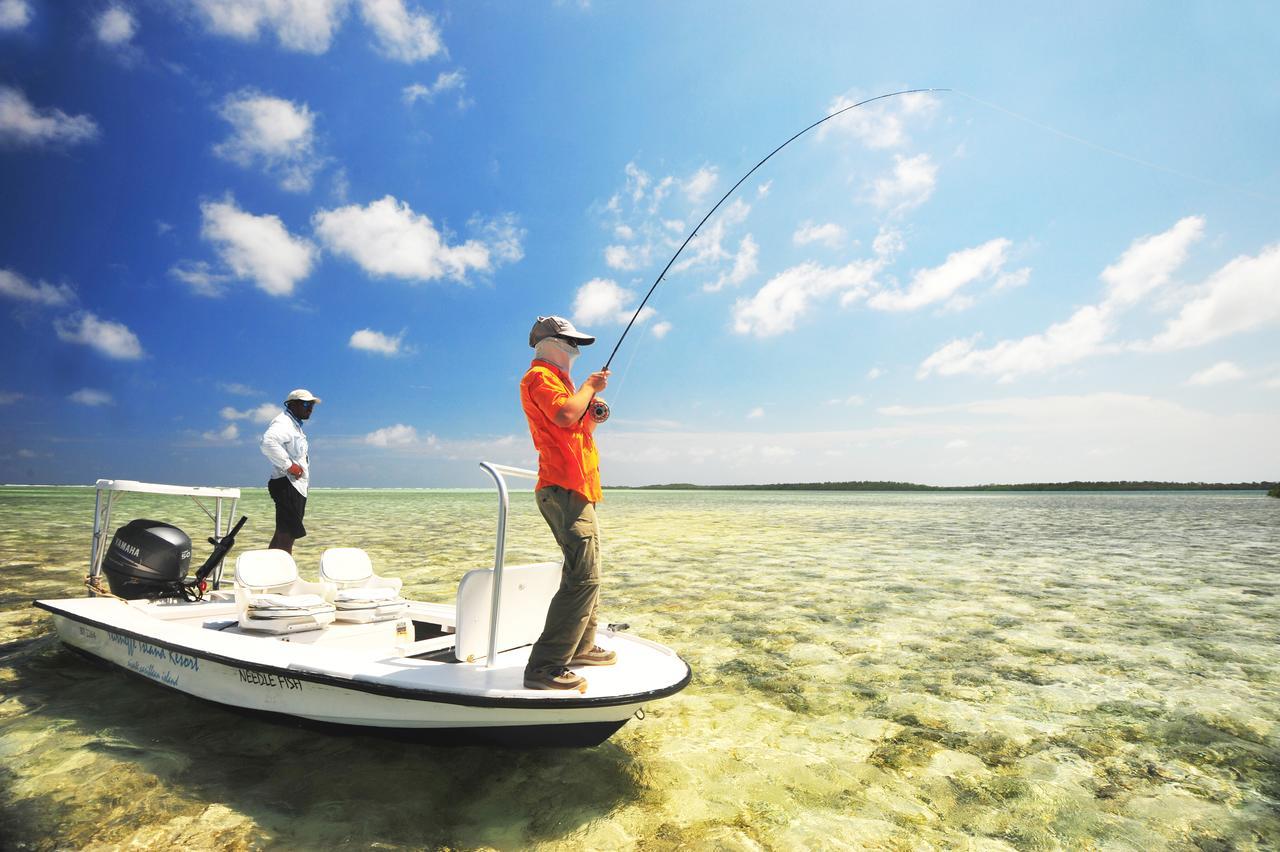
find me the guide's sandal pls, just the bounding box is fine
[524,667,587,690]
[570,645,617,666]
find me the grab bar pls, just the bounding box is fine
[478,462,537,669]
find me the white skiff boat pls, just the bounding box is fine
[35,463,691,747]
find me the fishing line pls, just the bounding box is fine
[607,316,647,409]
[601,87,950,372]
[950,89,1271,202]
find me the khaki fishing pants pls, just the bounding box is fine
[525,485,600,673]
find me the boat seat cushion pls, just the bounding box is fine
[334,587,399,605]
[248,593,330,611]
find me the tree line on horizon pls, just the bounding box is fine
[617,480,1280,493]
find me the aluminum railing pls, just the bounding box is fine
[477,462,538,668]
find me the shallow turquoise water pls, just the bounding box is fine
[1,487,1277,849]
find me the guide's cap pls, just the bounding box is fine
[285,389,322,404]
[529,315,595,347]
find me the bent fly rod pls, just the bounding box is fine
[601,87,950,373]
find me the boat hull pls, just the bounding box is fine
[40,605,685,748]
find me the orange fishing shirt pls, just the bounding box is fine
[520,360,602,503]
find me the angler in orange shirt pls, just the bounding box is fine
[520,315,614,691]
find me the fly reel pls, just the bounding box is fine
[590,398,610,423]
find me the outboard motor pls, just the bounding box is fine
[100,515,249,601]
[102,519,192,600]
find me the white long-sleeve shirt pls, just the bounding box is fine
[261,410,310,497]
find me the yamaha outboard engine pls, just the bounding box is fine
[102,519,192,600]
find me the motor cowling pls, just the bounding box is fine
[102,519,192,600]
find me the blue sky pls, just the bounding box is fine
[1,1,1276,488]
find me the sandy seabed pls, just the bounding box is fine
[1,486,1276,850]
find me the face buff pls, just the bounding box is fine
[534,337,579,371]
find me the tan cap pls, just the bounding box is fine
[285,388,321,404]
[529,315,595,347]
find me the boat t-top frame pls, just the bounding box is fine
[87,479,241,595]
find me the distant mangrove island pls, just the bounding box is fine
[616,480,1280,493]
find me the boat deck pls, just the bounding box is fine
[38,595,692,703]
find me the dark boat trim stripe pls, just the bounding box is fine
[34,601,693,710]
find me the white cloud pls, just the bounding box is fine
[945,439,969,450]
[220,403,278,423]
[0,268,74,306]
[870,153,936,214]
[330,167,350,201]
[683,166,718,204]
[218,382,262,397]
[918,217,1206,381]
[0,391,22,404]
[604,244,634,270]
[360,0,442,62]
[0,86,98,147]
[598,161,749,288]
[0,0,31,30]
[1142,242,1280,351]
[673,199,750,274]
[622,162,648,203]
[169,261,231,297]
[732,259,879,338]
[201,198,318,297]
[402,70,466,105]
[747,407,764,419]
[314,196,490,282]
[919,304,1111,383]
[365,423,419,446]
[867,367,884,380]
[184,0,447,60]
[873,227,904,259]
[793,222,845,248]
[819,90,939,148]
[703,235,759,293]
[349,328,404,356]
[69,388,113,406]
[602,391,1272,486]
[877,403,950,416]
[651,320,672,339]
[95,6,136,45]
[993,267,1031,291]
[470,212,524,264]
[54,312,144,360]
[1100,215,1203,310]
[572,278,654,326]
[202,423,240,443]
[868,238,1011,312]
[214,91,321,192]
[186,0,347,53]
[1187,361,1245,386]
